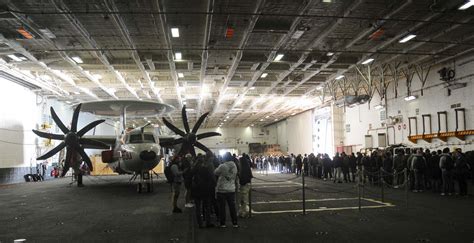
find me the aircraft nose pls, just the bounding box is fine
[140,150,157,161]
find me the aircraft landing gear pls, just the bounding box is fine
[136,171,153,193]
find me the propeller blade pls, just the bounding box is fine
[50,107,69,134]
[182,105,190,133]
[79,138,110,149]
[195,141,211,153]
[162,118,186,136]
[160,138,184,147]
[61,149,72,177]
[77,119,105,137]
[37,142,66,160]
[192,112,209,134]
[196,132,221,140]
[71,104,82,132]
[32,129,64,140]
[76,145,93,172]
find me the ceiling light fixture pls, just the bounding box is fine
[316,86,324,90]
[7,54,23,62]
[274,118,278,121]
[459,0,474,10]
[261,73,268,78]
[265,115,269,118]
[226,116,229,119]
[73,91,80,95]
[175,52,182,60]
[249,87,256,90]
[232,108,243,111]
[250,124,254,127]
[327,52,334,56]
[361,58,374,65]
[260,119,264,121]
[404,95,417,101]
[171,28,180,38]
[291,113,296,115]
[178,73,184,78]
[374,104,384,110]
[399,34,416,43]
[71,56,83,64]
[335,75,345,80]
[274,54,284,61]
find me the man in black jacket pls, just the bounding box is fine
[191,154,216,228]
[238,153,253,218]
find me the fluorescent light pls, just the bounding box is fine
[183,101,187,105]
[291,113,296,115]
[171,28,180,38]
[224,119,227,122]
[71,56,83,64]
[399,34,416,43]
[274,118,278,121]
[260,119,264,121]
[335,75,344,80]
[73,91,80,95]
[249,87,256,90]
[250,124,254,126]
[226,116,229,119]
[92,74,102,80]
[374,104,384,110]
[292,30,305,39]
[186,108,195,111]
[404,95,417,101]
[323,0,332,2]
[327,52,334,56]
[175,52,182,60]
[274,54,284,61]
[232,108,243,111]
[178,73,184,78]
[7,54,22,62]
[459,0,474,10]
[265,115,269,118]
[316,86,323,90]
[361,58,374,65]
[261,73,268,78]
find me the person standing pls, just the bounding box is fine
[215,152,239,228]
[454,149,470,196]
[296,154,303,176]
[439,148,454,196]
[333,153,343,183]
[412,149,426,192]
[238,153,253,218]
[191,154,216,228]
[171,156,184,213]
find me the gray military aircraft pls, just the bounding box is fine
[32,100,220,193]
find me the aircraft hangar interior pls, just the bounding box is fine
[0,0,474,242]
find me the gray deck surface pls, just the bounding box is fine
[0,172,473,243]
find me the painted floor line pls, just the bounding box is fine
[251,204,395,214]
[252,197,360,204]
[253,185,301,188]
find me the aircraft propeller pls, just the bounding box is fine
[161,105,220,156]
[32,104,109,176]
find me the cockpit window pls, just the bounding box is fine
[128,133,155,143]
[129,134,142,143]
[143,134,155,143]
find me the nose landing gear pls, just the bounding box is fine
[131,171,154,193]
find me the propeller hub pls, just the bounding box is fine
[65,132,78,145]
[185,133,197,145]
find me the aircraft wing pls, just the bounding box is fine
[82,135,117,149]
[79,100,174,117]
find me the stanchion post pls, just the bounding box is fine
[249,184,252,218]
[404,168,408,208]
[362,167,365,197]
[358,170,361,212]
[302,169,306,215]
[380,168,384,203]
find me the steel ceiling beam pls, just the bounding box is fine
[209,0,265,118]
[104,0,164,102]
[197,0,214,118]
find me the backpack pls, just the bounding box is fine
[164,165,173,183]
[442,155,454,170]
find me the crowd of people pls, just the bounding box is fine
[167,147,472,228]
[251,147,472,196]
[167,151,253,229]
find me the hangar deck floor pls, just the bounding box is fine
[0,172,473,243]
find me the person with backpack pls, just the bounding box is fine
[439,148,454,196]
[215,152,239,228]
[454,149,471,196]
[191,154,216,228]
[411,149,426,192]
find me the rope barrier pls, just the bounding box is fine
[251,187,302,196]
[253,176,300,183]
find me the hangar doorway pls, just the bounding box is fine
[312,107,334,156]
